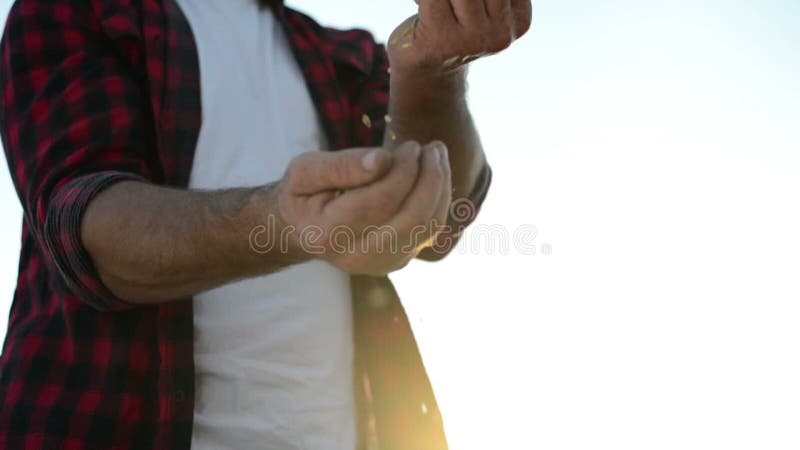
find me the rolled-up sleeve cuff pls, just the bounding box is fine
[419,162,493,261]
[43,171,147,311]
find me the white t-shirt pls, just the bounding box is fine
[174,0,356,448]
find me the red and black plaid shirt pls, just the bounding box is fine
[0,0,491,448]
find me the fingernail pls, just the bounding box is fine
[430,144,441,163]
[405,141,421,158]
[362,149,381,171]
[434,142,448,160]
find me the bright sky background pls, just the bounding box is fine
[1,1,800,449]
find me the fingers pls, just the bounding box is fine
[479,0,530,52]
[417,0,458,28]
[405,142,452,253]
[326,141,422,225]
[449,0,488,26]
[485,0,510,20]
[484,0,526,51]
[510,0,532,38]
[431,143,452,236]
[387,141,447,237]
[419,142,451,253]
[286,147,393,195]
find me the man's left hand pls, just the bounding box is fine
[387,0,532,78]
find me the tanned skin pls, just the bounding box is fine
[81,0,532,304]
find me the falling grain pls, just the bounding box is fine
[442,55,460,68]
[402,18,417,39]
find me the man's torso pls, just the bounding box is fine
[178,0,355,447]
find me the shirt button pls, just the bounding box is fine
[174,389,186,403]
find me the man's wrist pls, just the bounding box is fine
[389,66,468,114]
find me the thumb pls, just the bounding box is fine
[286,146,395,195]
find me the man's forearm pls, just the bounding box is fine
[81,181,306,304]
[386,68,486,201]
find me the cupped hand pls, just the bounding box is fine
[274,141,451,275]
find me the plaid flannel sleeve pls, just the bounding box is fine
[0,0,155,311]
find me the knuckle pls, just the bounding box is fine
[284,166,301,189]
[286,154,311,184]
[289,152,312,170]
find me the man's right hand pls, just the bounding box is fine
[81,140,450,304]
[274,140,452,276]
